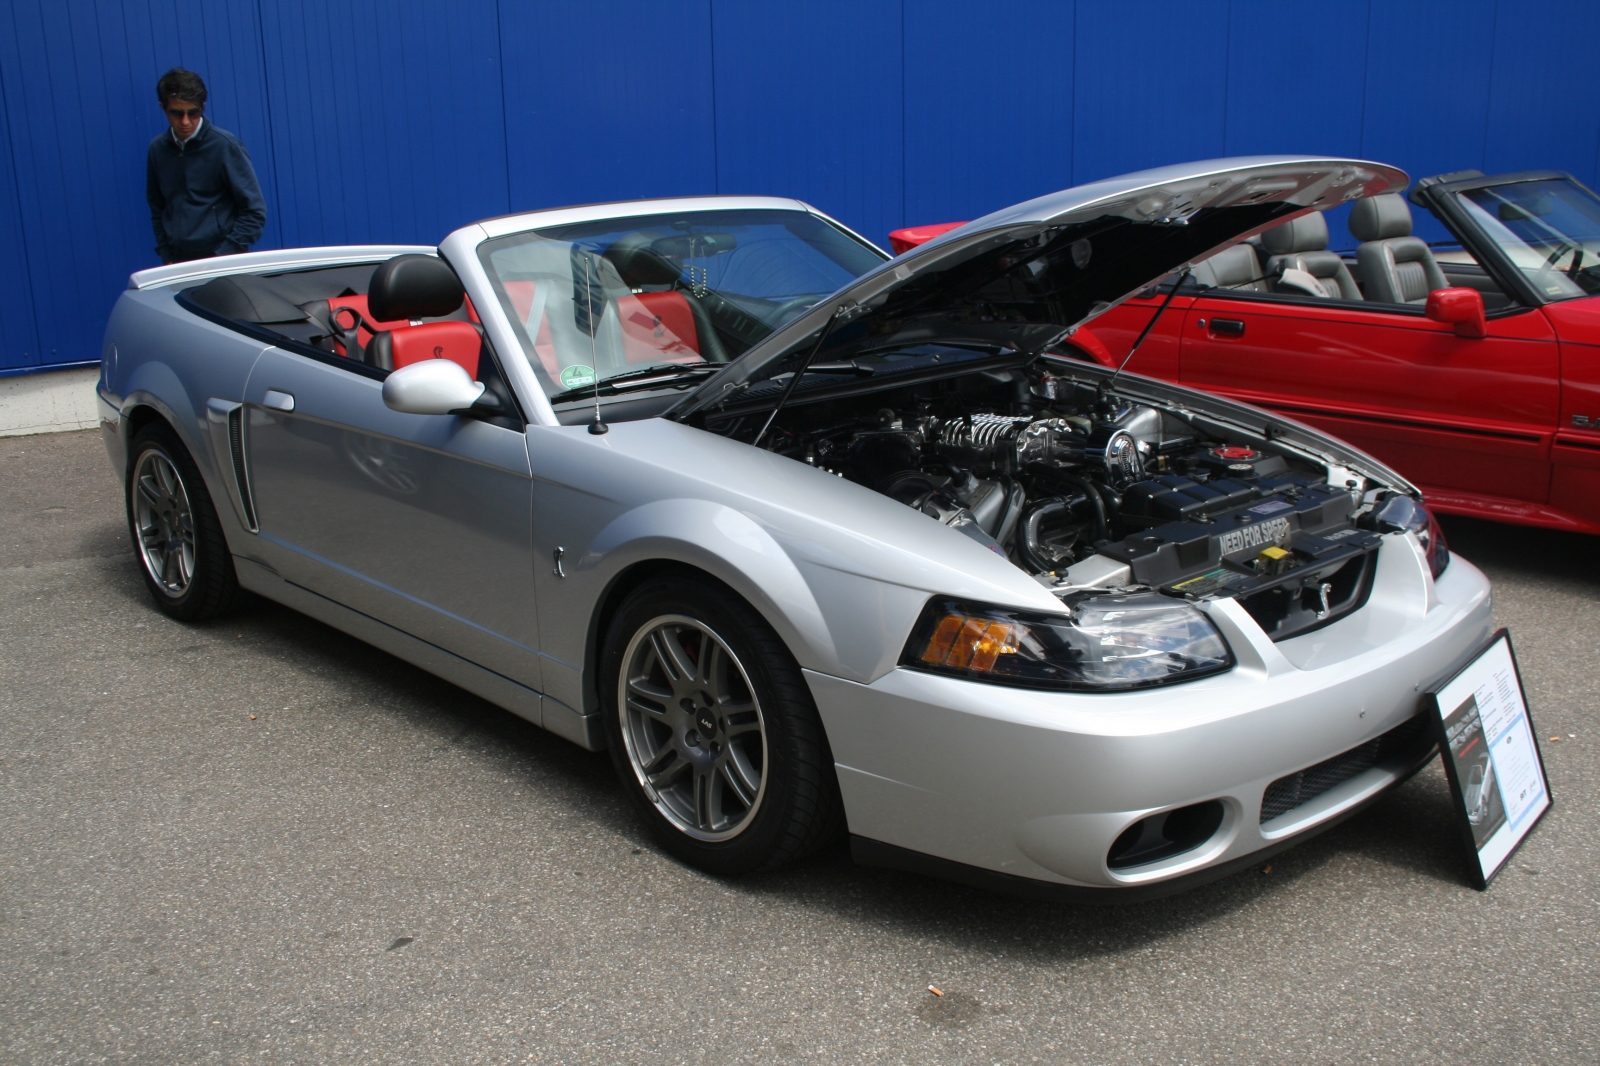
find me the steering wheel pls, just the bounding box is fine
[1543,239,1580,269]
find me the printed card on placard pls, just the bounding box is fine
[1427,630,1551,889]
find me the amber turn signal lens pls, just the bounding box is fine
[921,613,1018,672]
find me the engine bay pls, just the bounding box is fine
[712,358,1392,641]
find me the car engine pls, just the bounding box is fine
[738,361,1395,641]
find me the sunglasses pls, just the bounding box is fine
[166,107,203,120]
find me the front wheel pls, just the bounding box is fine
[601,574,842,875]
[126,422,246,621]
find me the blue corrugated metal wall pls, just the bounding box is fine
[4,0,1598,374]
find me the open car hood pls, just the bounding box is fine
[673,156,1406,417]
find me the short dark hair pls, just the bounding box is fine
[156,68,207,107]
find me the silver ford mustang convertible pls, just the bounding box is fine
[98,157,1491,899]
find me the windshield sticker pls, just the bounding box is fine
[1218,516,1292,556]
[559,364,596,389]
[1249,499,1292,515]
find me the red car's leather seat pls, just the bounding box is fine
[1351,194,1448,304]
[1260,213,1363,300]
[362,255,482,377]
[1190,243,1270,292]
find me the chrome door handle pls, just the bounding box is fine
[262,389,295,412]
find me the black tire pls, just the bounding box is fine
[125,421,246,621]
[600,573,843,875]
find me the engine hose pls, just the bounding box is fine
[992,478,1027,550]
[1016,496,1084,573]
[1029,468,1109,543]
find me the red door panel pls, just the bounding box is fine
[1542,298,1600,530]
[1178,297,1559,503]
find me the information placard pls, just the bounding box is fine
[1427,630,1551,889]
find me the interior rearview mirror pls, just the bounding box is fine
[650,233,737,258]
[1424,287,1487,339]
[381,358,486,415]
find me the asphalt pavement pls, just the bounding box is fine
[2,429,1596,1065]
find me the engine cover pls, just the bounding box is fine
[1099,481,1361,588]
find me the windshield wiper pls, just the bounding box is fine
[548,361,718,404]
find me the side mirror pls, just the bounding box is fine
[381,358,486,415]
[1425,287,1487,338]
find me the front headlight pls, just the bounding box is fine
[901,591,1233,691]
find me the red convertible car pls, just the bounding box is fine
[893,169,1600,534]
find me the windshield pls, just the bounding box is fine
[1457,178,1600,300]
[477,208,886,399]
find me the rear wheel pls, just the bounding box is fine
[601,574,842,874]
[126,422,245,621]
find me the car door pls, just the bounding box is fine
[1542,297,1600,530]
[1066,289,1189,377]
[240,346,541,689]
[1178,292,1559,506]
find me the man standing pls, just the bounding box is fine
[146,68,267,264]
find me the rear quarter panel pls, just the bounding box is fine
[101,288,271,537]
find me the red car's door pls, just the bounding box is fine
[1542,298,1600,531]
[1177,294,1559,509]
[1065,290,1190,378]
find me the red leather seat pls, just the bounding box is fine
[496,276,704,379]
[358,254,483,376]
[326,294,409,355]
[377,321,481,377]
[502,281,538,323]
[618,291,703,364]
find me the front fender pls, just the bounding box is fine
[1064,324,1117,366]
[581,498,840,674]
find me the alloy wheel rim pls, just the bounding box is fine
[132,449,196,597]
[618,614,768,841]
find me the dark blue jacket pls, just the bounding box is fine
[146,121,267,262]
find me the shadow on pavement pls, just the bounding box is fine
[1440,513,1600,591]
[119,549,1479,969]
[78,445,1508,971]
[717,765,1474,966]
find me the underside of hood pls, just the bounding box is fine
[675,157,1406,417]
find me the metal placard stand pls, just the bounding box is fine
[1427,629,1552,889]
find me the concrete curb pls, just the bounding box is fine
[0,367,100,437]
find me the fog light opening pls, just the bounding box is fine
[1107,800,1226,870]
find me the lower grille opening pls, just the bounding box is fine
[1107,800,1225,870]
[1259,714,1434,824]
[1237,547,1377,642]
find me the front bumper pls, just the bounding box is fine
[809,533,1492,895]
